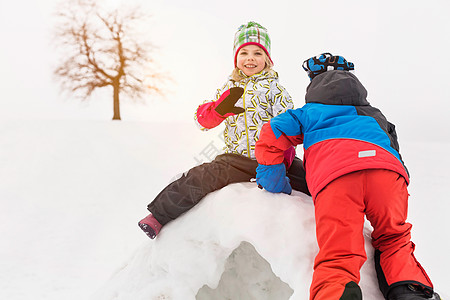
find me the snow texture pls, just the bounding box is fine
[0,120,448,300]
[93,183,381,300]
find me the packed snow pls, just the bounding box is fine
[0,120,448,300]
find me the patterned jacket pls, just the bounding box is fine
[256,70,409,198]
[195,70,293,159]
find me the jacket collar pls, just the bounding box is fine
[236,69,278,82]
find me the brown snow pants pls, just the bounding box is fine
[147,153,309,225]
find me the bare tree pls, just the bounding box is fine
[53,0,164,120]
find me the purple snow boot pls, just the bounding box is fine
[138,214,162,239]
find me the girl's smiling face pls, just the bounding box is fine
[236,45,267,77]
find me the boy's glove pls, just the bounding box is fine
[215,87,245,116]
[302,52,354,80]
[256,163,292,195]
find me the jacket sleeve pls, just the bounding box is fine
[269,81,294,116]
[255,109,304,166]
[266,81,296,167]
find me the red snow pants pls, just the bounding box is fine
[310,169,433,300]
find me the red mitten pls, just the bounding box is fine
[215,87,244,116]
[196,87,244,129]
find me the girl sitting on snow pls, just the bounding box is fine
[138,21,310,239]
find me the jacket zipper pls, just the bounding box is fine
[242,81,251,158]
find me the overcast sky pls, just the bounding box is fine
[0,0,449,142]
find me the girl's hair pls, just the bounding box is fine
[231,52,274,82]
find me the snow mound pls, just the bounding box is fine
[92,182,382,300]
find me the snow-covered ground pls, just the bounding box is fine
[0,120,448,299]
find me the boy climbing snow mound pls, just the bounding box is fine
[255,53,441,300]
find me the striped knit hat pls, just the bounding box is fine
[233,21,272,66]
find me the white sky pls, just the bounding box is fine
[0,0,449,141]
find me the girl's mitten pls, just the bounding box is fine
[215,87,245,116]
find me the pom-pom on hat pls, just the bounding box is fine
[233,21,272,67]
[302,53,354,80]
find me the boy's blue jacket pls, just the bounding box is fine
[255,70,409,198]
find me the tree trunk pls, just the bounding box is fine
[112,83,121,120]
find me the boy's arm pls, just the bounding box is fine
[256,110,304,165]
[255,110,303,194]
[265,83,297,169]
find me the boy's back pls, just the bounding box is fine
[259,70,408,197]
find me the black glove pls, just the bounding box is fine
[215,87,245,116]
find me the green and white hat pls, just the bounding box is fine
[233,21,272,66]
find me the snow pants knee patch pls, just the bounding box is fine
[312,281,362,300]
[339,281,362,300]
